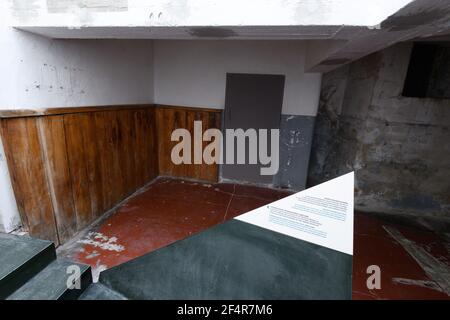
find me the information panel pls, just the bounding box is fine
[236,172,354,255]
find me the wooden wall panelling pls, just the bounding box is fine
[84,114,105,219]
[127,109,140,193]
[188,109,205,180]
[201,111,221,182]
[155,106,221,182]
[0,118,59,244]
[109,111,125,204]
[36,116,77,244]
[157,107,187,178]
[149,108,159,181]
[58,108,159,238]
[161,107,174,177]
[155,107,173,177]
[142,108,158,184]
[173,108,188,178]
[198,109,221,181]
[93,111,114,213]
[79,113,105,219]
[0,104,217,245]
[117,109,134,197]
[134,109,147,188]
[211,111,222,181]
[94,110,123,213]
[186,109,198,179]
[63,113,94,230]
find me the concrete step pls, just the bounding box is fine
[78,283,127,300]
[7,260,92,300]
[0,233,56,299]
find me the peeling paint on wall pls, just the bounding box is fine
[274,114,315,190]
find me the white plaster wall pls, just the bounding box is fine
[0,31,154,109]
[0,7,22,232]
[0,4,155,232]
[1,0,154,109]
[154,40,322,116]
[0,138,21,233]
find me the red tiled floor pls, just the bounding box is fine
[60,177,450,299]
[60,178,292,276]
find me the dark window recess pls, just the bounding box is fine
[402,43,450,99]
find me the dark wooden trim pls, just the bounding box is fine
[155,106,221,182]
[0,104,155,118]
[0,104,222,118]
[155,104,222,114]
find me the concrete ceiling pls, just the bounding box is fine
[415,30,450,43]
[14,25,358,40]
[8,0,414,29]
[6,0,450,72]
[307,0,450,72]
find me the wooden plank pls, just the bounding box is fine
[198,110,209,181]
[186,109,199,179]
[63,114,93,229]
[155,106,221,182]
[140,109,157,184]
[36,116,77,243]
[203,110,221,182]
[128,110,139,192]
[155,107,164,175]
[116,110,133,197]
[94,111,114,211]
[173,108,188,178]
[155,104,222,114]
[0,118,58,244]
[156,107,172,176]
[109,111,124,204]
[81,114,105,218]
[0,104,155,119]
[201,111,221,182]
[141,109,152,185]
[133,110,145,189]
[147,108,159,181]
[197,110,208,180]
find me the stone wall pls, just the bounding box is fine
[308,42,450,220]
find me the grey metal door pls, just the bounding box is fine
[222,73,285,184]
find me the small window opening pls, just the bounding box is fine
[402,42,450,99]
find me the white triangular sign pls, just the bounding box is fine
[235,172,354,255]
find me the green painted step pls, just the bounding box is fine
[0,233,55,299]
[98,219,352,299]
[79,283,127,300]
[7,260,92,300]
